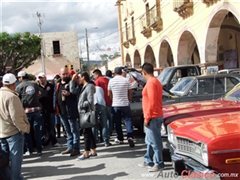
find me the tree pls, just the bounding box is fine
[100,54,109,70]
[0,32,41,75]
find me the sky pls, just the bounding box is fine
[0,0,120,60]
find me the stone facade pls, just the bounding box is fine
[116,0,240,74]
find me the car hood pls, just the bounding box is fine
[171,111,240,143]
[163,99,240,118]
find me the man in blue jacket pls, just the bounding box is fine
[54,67,80,157]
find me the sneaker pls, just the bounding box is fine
[61,149,73,154]
[128,137,135,147]
[70,150,80,157]
[52,143,62,147]
[37,152,42,156]
[76,154,89,161]
[148,165,164,172]
[105,142,112,147]
[115,138,124,144]
[89,153,98,157]
[138,162,153,168]
[25,151,32,156]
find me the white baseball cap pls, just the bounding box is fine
[38,72,46,78]
[2,73,17,85]
[17,71,27,77]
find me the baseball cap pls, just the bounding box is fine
[2,73,17,85]
[114,67,123,75]
[17,71,27,77]
[69,70,76,76]
[38,72,46,78]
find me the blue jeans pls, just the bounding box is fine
[0,132,24,180]
[25,111,43,153]
[42,113,58,145]
[144,117,164,168]
[59,114,80,151]
[112,106,133,141]
[106,105,113,136]
[92,104,109,144]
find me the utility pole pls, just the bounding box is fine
[85,28,90,74]
[36,12,46,74]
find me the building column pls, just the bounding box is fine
[177,40,192,65]
[159,46,170,69]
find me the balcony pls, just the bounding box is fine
[202,0,220,7]
[127,26,136,45]
[173,0,193,19]
[122,31,129,49]
[149,5,163,32]
[141,27,152,38]
[139,14,152,38]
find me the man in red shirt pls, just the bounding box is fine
[93,69,112,145]
[138,62,165,172]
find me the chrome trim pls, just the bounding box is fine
[172,154,220,180]
[211,149,240,155]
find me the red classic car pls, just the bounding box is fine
[168,111,240,180]
[162,83,240,136]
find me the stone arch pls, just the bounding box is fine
[144,45,156,67]
[177,30,200,65]
[133,50,141,69]
[205,8,240,69]
[125,53,131,67]
[158,39,174,69]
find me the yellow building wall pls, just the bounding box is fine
[118,0,240,71]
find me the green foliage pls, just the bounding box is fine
[0,32,41,75]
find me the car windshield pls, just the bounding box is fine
[170,77,195,96]
[157,68,172,85]
[224,83,240,101]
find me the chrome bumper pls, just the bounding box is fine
[171,153,220,180]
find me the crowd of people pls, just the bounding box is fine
[0,62,165,179]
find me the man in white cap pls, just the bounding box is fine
[16,71,43,156]
[0,73,30,180]
[37,72,60,147]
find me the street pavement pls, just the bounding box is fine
[21,129,202,180]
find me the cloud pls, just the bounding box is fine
[1,0,120,60]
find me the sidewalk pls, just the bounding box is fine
[21,131,183,180]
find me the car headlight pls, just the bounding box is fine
[161,124,166,135]
[167,126,177,144]
[167,126,173,142]
[201,143,208,166]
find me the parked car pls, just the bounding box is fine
[162,83,240,135]
[131,74,240,132]
[218,68,240,74]
[168,111,240,179]
[165,73,240,104]
[157,65,201,90]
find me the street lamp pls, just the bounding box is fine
[85,27,98,74]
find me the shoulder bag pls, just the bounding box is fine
[79,84,97,128]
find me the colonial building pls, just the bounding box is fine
[24,30,80,77]
[116,0,240,74]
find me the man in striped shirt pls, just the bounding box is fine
[108,67,135,147]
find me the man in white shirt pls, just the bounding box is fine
[108,67,135,147]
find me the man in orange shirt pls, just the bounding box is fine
[138,62,165,172]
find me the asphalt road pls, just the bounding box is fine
[21,129,213,180]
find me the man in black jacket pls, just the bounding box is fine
[16,71,43,156]
[37,72,61,147]
[54,67,80,157]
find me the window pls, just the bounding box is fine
[53,41,60,54]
